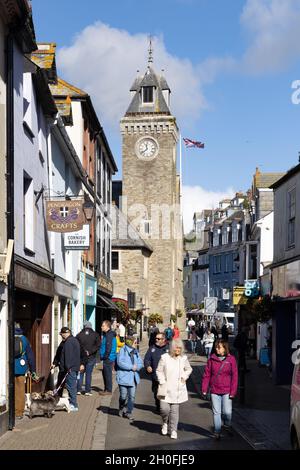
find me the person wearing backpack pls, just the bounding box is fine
[14,322,36,420]
[164,324,173,343]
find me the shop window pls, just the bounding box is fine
[23,172,34,253]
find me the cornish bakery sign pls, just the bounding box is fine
[46,199,84,232]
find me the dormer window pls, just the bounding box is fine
[142,86,154,103]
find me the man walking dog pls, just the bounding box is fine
[51,327,81,411]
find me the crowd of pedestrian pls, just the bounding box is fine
[14,317,244,443]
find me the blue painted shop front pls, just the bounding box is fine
[80,272,97,329]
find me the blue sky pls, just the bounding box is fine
[32,0,300,230]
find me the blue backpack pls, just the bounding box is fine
[164,327,173,341]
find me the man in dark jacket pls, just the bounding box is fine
[52,327,81,411]
[233,327,250,372]
[76,321,101,395]
[148,324,159,347]
[99,320,117,396]
[14,323,36,419]
[144,332,169,412]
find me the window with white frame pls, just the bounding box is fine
[23,172,34,252]
[106,224,111,277]
[232,224,238,242]
[23,72,34,135]
[143,220,151,236]
[222,227,228,245]
[213,229,219,247]
[97,145,102,198]
[287,188,296,248]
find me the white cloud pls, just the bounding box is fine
[182,185,235,233]
[241,0,300,74]
[57,22,234,131]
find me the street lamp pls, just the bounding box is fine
[82,196,95,321]
[82,197,95,222]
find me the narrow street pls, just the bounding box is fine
[105,357,252,450]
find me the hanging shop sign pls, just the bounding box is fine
[64,225,90,250]
[97,272,113,295]
[46,199,84,232]
[233,286,247,305]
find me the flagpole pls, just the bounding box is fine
[179,132,182,200]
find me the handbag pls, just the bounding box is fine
[157,382,167,399]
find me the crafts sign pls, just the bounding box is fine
[46,199,84,232]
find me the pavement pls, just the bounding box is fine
[0,339,291,450]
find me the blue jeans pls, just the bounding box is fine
[77,357,96,393]
[119,384,136,415]
[102,359,114,392]
[65,370,78,408]
[205,345,213,358]
[211,393,232,433]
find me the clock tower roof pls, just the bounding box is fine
[126,65,171,116]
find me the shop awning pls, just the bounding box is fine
[97,294,120,311]
[187,309,204,316]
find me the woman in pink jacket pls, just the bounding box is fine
[201,339,238,440]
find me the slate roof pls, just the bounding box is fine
[255,172,285,189]
[126,66,171,115]
[270,164,300,189]
[112,205,153,253]
[223,210,244,223]
[30,43,57,82]
[49,77,87,98]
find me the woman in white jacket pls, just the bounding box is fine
[202,328,215,358]
[156,338,192,439]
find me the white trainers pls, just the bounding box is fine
[170,431,177,439]
[161,423,168,435]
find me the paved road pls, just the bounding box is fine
[105,356,252,450]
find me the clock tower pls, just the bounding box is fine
[120,48,184,326]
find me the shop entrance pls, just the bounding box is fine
[15,290,52,383]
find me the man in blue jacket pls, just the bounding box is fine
[117,336,143,420]
[144,332,169,412]
[99,320,117,396]
[14,323,36,419]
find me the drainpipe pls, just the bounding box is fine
[6,33,15,430]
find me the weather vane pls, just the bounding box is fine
[148,35,153,64]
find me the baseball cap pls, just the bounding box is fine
[60,327,71,334]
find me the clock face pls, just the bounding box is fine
[136,137,158,159]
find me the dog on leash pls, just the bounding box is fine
[29,394,59,419]
[25,391,71,416]
[46,390,71,413]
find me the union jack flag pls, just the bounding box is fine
[183,138,205,148]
